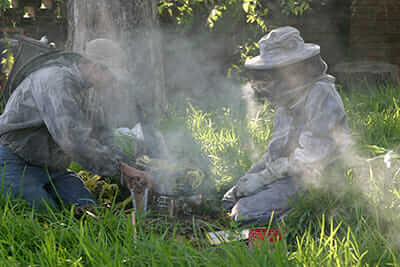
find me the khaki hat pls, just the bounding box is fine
[84,38,129,81]
[245,26,320,70]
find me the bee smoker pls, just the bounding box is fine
[152,175,203,217]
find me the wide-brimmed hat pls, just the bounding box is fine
[84,38,129,81]
[245,26,320,70]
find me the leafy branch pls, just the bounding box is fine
[158,0,269,31]
[157,0,315,80]
[0,0,10,10]
[280,0,313,16]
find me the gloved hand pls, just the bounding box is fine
[236,173,266,198]
[222,185,238,211]
[236,157,289,198]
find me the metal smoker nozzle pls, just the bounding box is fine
[130,187,149,214]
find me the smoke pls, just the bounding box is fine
[161,30,244,110]
[81,24,249,200]
[239,48,400,247]
[241,82,264,120]
[73,3,400,247]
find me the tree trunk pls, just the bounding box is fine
[66,0,166,117]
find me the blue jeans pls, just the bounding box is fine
[0,146,96,209]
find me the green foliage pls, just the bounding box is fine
[69,129,141,205]
[67,162,120,205]
[0,95,5,114]
[2,64,400,264]
[186,103,252,192]
[157,0,315,80]
[155,101,273,195]
[280,0,313,16]
[182,102,273,192]
[0,38,15,112]
[0,0,10,10]
[159,103,211,170]
[68,161,85,173]
[341,84,400,155]
[0,178,399,266]
[158,0,269,30]
[291,220,369,266]
[279,159,400,266]
[113,132,137,157]
[156,0,263,80]
[78,171,119,205]
[0,44,15,74]
[0,49,14,71]
[247,102,274,152]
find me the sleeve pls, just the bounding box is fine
[247,108,290,174]
[236,110,291,197]
[31,67,135,177]
[289,82,347,175]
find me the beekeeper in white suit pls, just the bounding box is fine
[222,26,350,224]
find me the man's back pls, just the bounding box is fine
[0,61,84,171]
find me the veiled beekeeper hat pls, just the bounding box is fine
[84,38,129,81]
[245,26,320,70]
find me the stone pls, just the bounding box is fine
[333,60,400,90]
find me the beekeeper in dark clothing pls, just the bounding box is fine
[0,38,152,209]
[222,26,350,224]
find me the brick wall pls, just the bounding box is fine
[350,0,400,67]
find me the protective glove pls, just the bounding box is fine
[222,185,238,211]
[236,157,289,198]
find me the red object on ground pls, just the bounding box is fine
[248,228,282,249]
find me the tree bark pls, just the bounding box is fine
[66,0,166,117]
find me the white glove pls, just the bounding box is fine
[236,157,289,198]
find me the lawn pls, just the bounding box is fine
[1,83,400,266]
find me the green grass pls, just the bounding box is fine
[341,84,400,154]
[0,189,398,266]
[2,83,400,265]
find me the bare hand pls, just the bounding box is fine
[121,162,153,191]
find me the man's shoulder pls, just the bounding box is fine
[307,76,339,99]
[36,63,76,76]
[33,62,81,85]
[305,76,346,114]
[26,52,82,80]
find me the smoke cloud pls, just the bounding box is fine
[70,3,400,248]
